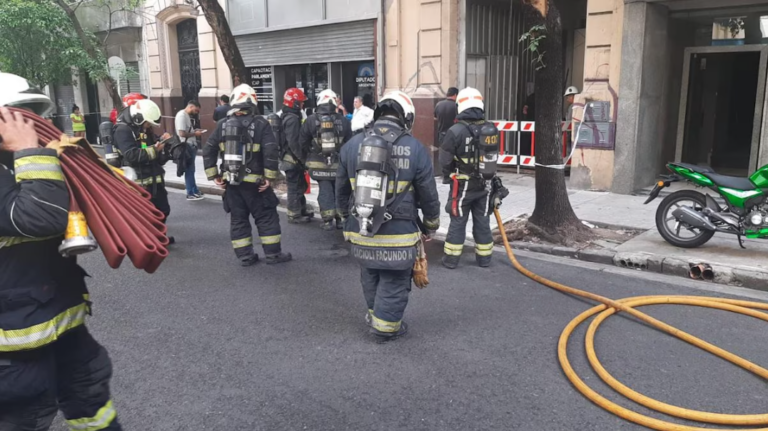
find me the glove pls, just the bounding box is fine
[412,238,429,289]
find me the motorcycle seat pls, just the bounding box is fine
[704,173,755,190]
[673,162,714,174]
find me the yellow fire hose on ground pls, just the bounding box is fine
[493,209,768,430]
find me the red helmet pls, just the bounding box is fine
[283,88,307,109]
[122,92,148,108]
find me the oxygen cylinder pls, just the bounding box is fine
[222,116,245,184]
[477,122,500,180]
[99,121,121,168]
[354,135,390,237]
[319,114,338,160]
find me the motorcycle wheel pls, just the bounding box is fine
[655,190,715,248]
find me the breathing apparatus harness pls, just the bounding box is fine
[221,111,259,186]
[313,109,344,167]
[450,120,505,216]
[351,124,409,237]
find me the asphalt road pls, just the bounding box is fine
[54,191,768,430]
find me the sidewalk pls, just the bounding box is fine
[166,157,768,290]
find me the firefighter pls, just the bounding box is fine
[204,84,292,266]
[269,88,314,224]
[112,99,174,242]
[0,76,121,429]
[300,89,352,231]
[337,91,441,342]
[440,87,500,269]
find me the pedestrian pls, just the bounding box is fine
[204,84,292,266]
[434,87,458,145]
[70,104,86,138]
[300,89,352,231]
[0,74,122,430]
[176,100,204,201]
[269,87,314,224]
[440,87,496,269]
[350,95,374,134]
[336,90,441,342]
[213,94,231,122]
[113,99,175,243]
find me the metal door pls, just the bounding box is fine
[177,19,202,111]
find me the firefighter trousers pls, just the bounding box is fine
[361,267,413,333]
[317,180,337,222]
[444,186,493,265]
[0,327,121,431]
[146,182,170,223]
[225,184,282,261]
[285,169,310,220]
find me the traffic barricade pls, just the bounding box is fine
[492,120,573,172]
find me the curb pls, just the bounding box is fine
[508,241,768,291]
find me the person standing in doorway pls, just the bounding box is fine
[434,87,458,145]
[70,105,86,138]
[351,96,374,134]
[213,94,231,122]
[176,100,204,201]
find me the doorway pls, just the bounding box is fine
[676,46,768,175]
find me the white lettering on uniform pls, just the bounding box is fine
[393,146,411,157]
[394,158,410,170]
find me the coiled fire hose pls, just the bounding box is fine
[494,209,768,430]
[14,108,169,273]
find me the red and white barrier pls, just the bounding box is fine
[492,120,571,169]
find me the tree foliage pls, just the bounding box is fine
[0,0,100,88]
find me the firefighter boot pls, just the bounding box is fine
[241,254,259,267]
[476,255,492,268]
[288,215,312,224]
[442,255,460,269]
[322,220,335,231]
[371,322,409,343]
[266,252,293,265]
[335,216,344,230]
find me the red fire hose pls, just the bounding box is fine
[12,108,168,274]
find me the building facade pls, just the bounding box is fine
[135,0,768,194]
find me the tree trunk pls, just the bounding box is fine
[522,0,586,240]
[53,0,123,110]
[196,0,249,86]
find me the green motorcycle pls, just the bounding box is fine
[644,162,768,248]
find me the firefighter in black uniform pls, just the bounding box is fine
[300,89,352,231]
[268,87,313,224]
[0,77,121,430]
[337,91,441,342]
[440,87,500,269]
[112,99,174,241]
[204,84,292,266]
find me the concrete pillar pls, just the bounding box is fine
[612,2,669,194]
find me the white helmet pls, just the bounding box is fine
[316,89,338,107]
[564,86,579,97]
[0,72,55,117]
[129,99,162,126]
[456,87,484,114]
[374,91,416,131]
[230,84,258,110]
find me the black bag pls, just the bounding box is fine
[168,136,189,178]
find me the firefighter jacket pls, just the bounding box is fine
[299,104,352,180]
[0,149,89,352]
[113,119,169,188]
[439,108,489,194]
[280,106,304,169]
[336,119,441,270]
[203,112,279,184]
